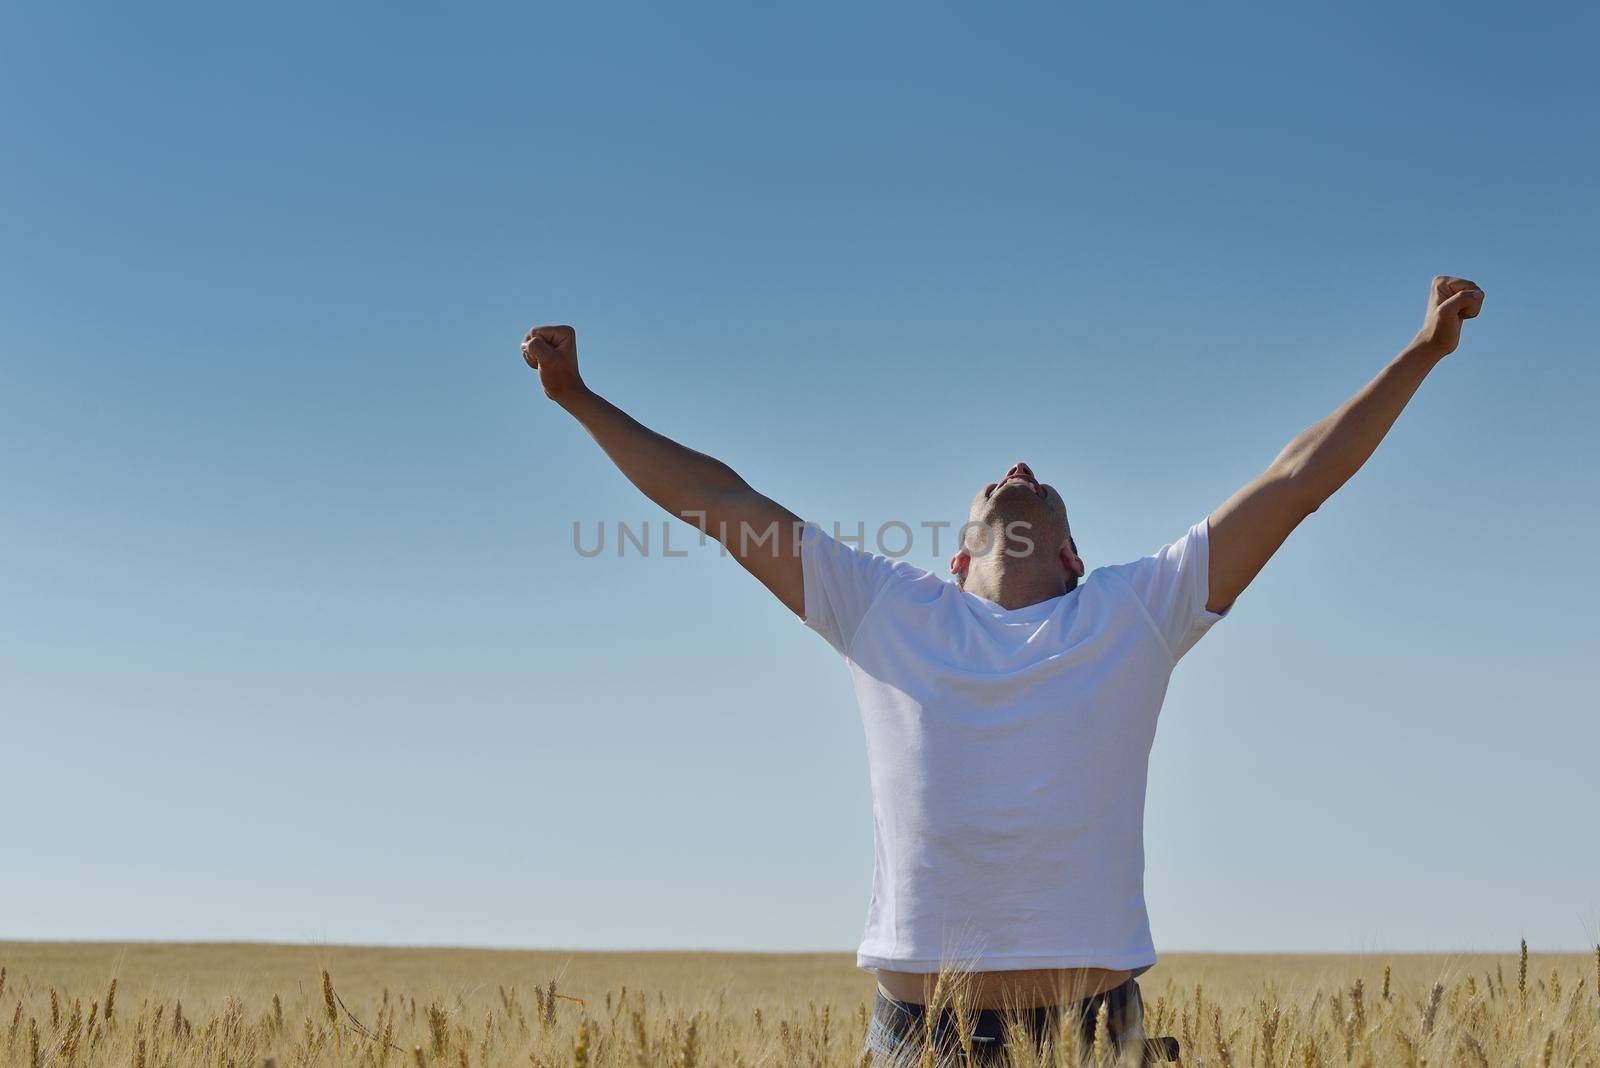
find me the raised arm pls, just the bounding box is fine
[1206,275,1486,613]
[521,325,804,617]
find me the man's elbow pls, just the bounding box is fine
[1264,462,1325,519]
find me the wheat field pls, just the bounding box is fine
[0,941,1595,1067]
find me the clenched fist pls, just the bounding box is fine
[521,324,585,401]
[1414,276,1485,358]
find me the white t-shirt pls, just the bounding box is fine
[801,519,1226,975]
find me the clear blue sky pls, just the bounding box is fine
[3,1,1596,955]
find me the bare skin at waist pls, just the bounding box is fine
[874,966,1133,1010]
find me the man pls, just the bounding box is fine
[520,276,1484,1063]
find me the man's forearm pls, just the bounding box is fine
[1271,342,1443,513]
[559,387,750,530]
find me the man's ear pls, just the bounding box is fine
[949,550,971,577]
[1059,546,1085,579]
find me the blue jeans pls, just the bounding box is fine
[861,978,1163,1065]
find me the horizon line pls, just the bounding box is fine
[2,937,1592,957]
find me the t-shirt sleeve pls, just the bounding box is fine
[799,523,911,656]
[1106,518,1228,661]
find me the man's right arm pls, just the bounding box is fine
[522,325,805,618]
[1205,275,1485,614]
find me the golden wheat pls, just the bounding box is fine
[0,942,1595,1067]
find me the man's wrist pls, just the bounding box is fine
[1401,337,1448,367]
[552,381,598,414]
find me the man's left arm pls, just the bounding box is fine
[1206,275,1486,614]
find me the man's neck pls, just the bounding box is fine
[961,557,1067,610]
